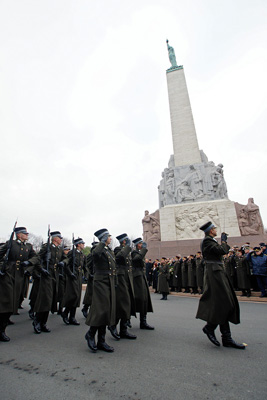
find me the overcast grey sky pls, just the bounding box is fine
[0,0,266,243]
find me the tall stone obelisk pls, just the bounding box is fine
[167,67,201,166]
[157,40,241,241]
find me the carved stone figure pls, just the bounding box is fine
[235,199,264,235]
[163,169,175,205]
[166,39,177,67]
[175,181,193,202]
[142,210,160,242]
[183,165,203,198]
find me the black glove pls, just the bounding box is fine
[70,273,77,280]
[101,233,109,243]
[41,268,50,277]
[125,238,131,246]
[57,262,65,268]
[24,270,31,277]
[142,242,147,249]
[21,261,30,268]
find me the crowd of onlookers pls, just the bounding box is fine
[145,242,267,298]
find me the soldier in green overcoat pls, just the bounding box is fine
[61,238,86,325]
[85,229,116,353]
[196,222,245,349]
[32,231,67,334]
[233,249,251,297]
[131,238,154,330]
[188,255,197,294]
[108,233,136,340]
[57,245,70,315]
[157,258,170,300]
[0,226,37,342]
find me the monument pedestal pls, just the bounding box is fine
[159,199,240,241]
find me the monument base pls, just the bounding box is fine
[159,199,240,241]
[146,234,267,260]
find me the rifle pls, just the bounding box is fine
[0,220,17,275]
[46,225,51,272]
[72,233,76,275]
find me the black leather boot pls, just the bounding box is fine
[140,315,154,330]
[40,324,51,332]
[119,320,137,339]
[61,308,70,325]
[81,305,89,318]
[108,324,120,340]
[126,319,132,328]
[85,326,98,352]
[0,331,10,342]
[221,331,245,349]
[28,309,35,320]
[97,326,114,352]
[69,308,80,325]
[33,318,41,334]
[202,325,220,347]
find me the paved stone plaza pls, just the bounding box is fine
[0,291,266,400]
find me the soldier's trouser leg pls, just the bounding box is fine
[97,326,114,352]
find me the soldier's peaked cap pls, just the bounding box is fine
[74,238,85,245]
[15,227,28,234]
[51,231,63,239]
[94,229,110,240]
[116,233,128,242]
[199,221,215,233]
[132,237,143,245]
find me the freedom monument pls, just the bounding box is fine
[143,40,265,259]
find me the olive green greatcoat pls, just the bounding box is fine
[0,240,37,313]
[157,264,170,293]
[114,244,136,320]
[233,255,251,290]
[33,243,66,313]
[196,236,240,326]
[196,257,205,287]
[83,247,96,307]
[63,249,85,308]
[131,248,153,315]
[173,259,182,289]
[86,242,116,327]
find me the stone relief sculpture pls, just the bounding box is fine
[142,210,161,242]
[235,199,264,235]
[158,155,228,207]
[175,204,220,240]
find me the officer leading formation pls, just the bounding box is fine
[0,225,154,351]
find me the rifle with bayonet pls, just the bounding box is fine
[71,233,76,279]
[0,220,17,276]
[40,225,51,277]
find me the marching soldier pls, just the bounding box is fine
[32,230,66,334]
[85,229,116,353]
[0,226,37,341]
[131,238,154,330]
[61,238,86,325]
[108,233,136,340]
[81,241,98,318]
[196,222,245,349]
[157,257,170,300]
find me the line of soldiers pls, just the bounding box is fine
[0,226,154,351]
[147,241,267,298]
